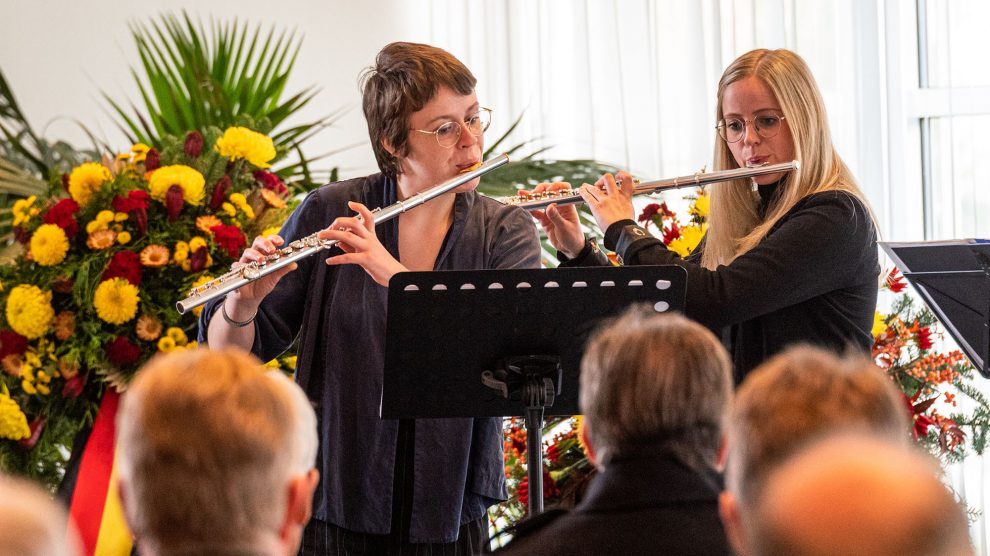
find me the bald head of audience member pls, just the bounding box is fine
[720,346,912,555]
[116,348,319,556]
[0,475,82,556]
[753,434,973,556]
[579,307,732,471]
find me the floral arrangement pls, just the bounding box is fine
[488,188,990,532]
[0,124,297,487]
[873,269,990,460]
[637,190,709,257]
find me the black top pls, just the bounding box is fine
[198,174,541,542]
[494,452,731,556]
[562,184,878,382]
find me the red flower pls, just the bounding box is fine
[61,173,70,193]
[916,327,933,351]
[13,226,30,245]
[18,417,47,450]
[42,198,80,238]
[113,190,150,236]
[254,170,287,195]
[211,224,246,258]
[661,221,681,245]
[885,268,907,293]
[165,184,185,222]
[183,131,204,158]
[62,374,86,399]
[145,148,161,171]
[517,469,559,507]
[112,190,150,213]
[106,336,142,368]
[0,330,28,359]
[103,250,142,286]
[189,245,209,272]
[209,175,233,211]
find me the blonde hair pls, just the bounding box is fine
[117,348,314,554]
[703,48,875,269]
[580,306,732,469]
[724,345,910,508]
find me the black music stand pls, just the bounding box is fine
[381,265,686,516]
[881,239,990,378]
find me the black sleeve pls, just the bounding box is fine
[605,192,876,330]
[556,238,611,267]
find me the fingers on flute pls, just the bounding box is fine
[346,201,375,231]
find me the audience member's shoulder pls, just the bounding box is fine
[494,508,569,554]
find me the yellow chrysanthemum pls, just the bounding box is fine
[157,336,176,353]
[93,278,140,325]
[264,359,281,369]
[166,327,188,346]
[68,162,112,207]
[12,196,39,226]
[131,143,150,163]
[6,285,54,340]
[117,231,132,244]
[872,311,888,338]
[689,193,710,219]
[0,387,30,440]
[260,226,282,238]
[215,126,276,168]
[229,193,256,219]
[188,236,208,253]
[667,223,708,258]
[282,355,298,369]
[221,202,237,217]
[574,416,588,455]
[147,165,206,206]
[29,224,70,266]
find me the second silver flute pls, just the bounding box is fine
[176,153,511,314]
[496,160,799,210]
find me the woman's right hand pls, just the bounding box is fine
[226,234,298,310]
[527,181,586,259]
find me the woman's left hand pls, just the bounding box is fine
[319,201,407,286]
[579,171,636,231]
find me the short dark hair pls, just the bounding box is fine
[360,42,477,178]
[580,306,732,469]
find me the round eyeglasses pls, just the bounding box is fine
[413,108,492,148]
[716,112,786,143]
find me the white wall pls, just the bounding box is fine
[0,0,432,178]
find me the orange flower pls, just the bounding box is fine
[135,314,163,341]
[196,215,222,235]
[86,230,116,250]
[139,245,170,267]
[54,311,75,341]
[260,188,286,209]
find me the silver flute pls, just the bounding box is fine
[176,153,511,314]
[496,160,800,210]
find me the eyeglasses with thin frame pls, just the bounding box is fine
[413,108,493,148]
[716,111,786,143]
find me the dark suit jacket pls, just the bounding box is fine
[495,452,731,555]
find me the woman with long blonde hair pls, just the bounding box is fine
[533,48,879,381]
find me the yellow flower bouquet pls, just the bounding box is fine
[0,124,297,486]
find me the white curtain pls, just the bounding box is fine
[410,0,878,203]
